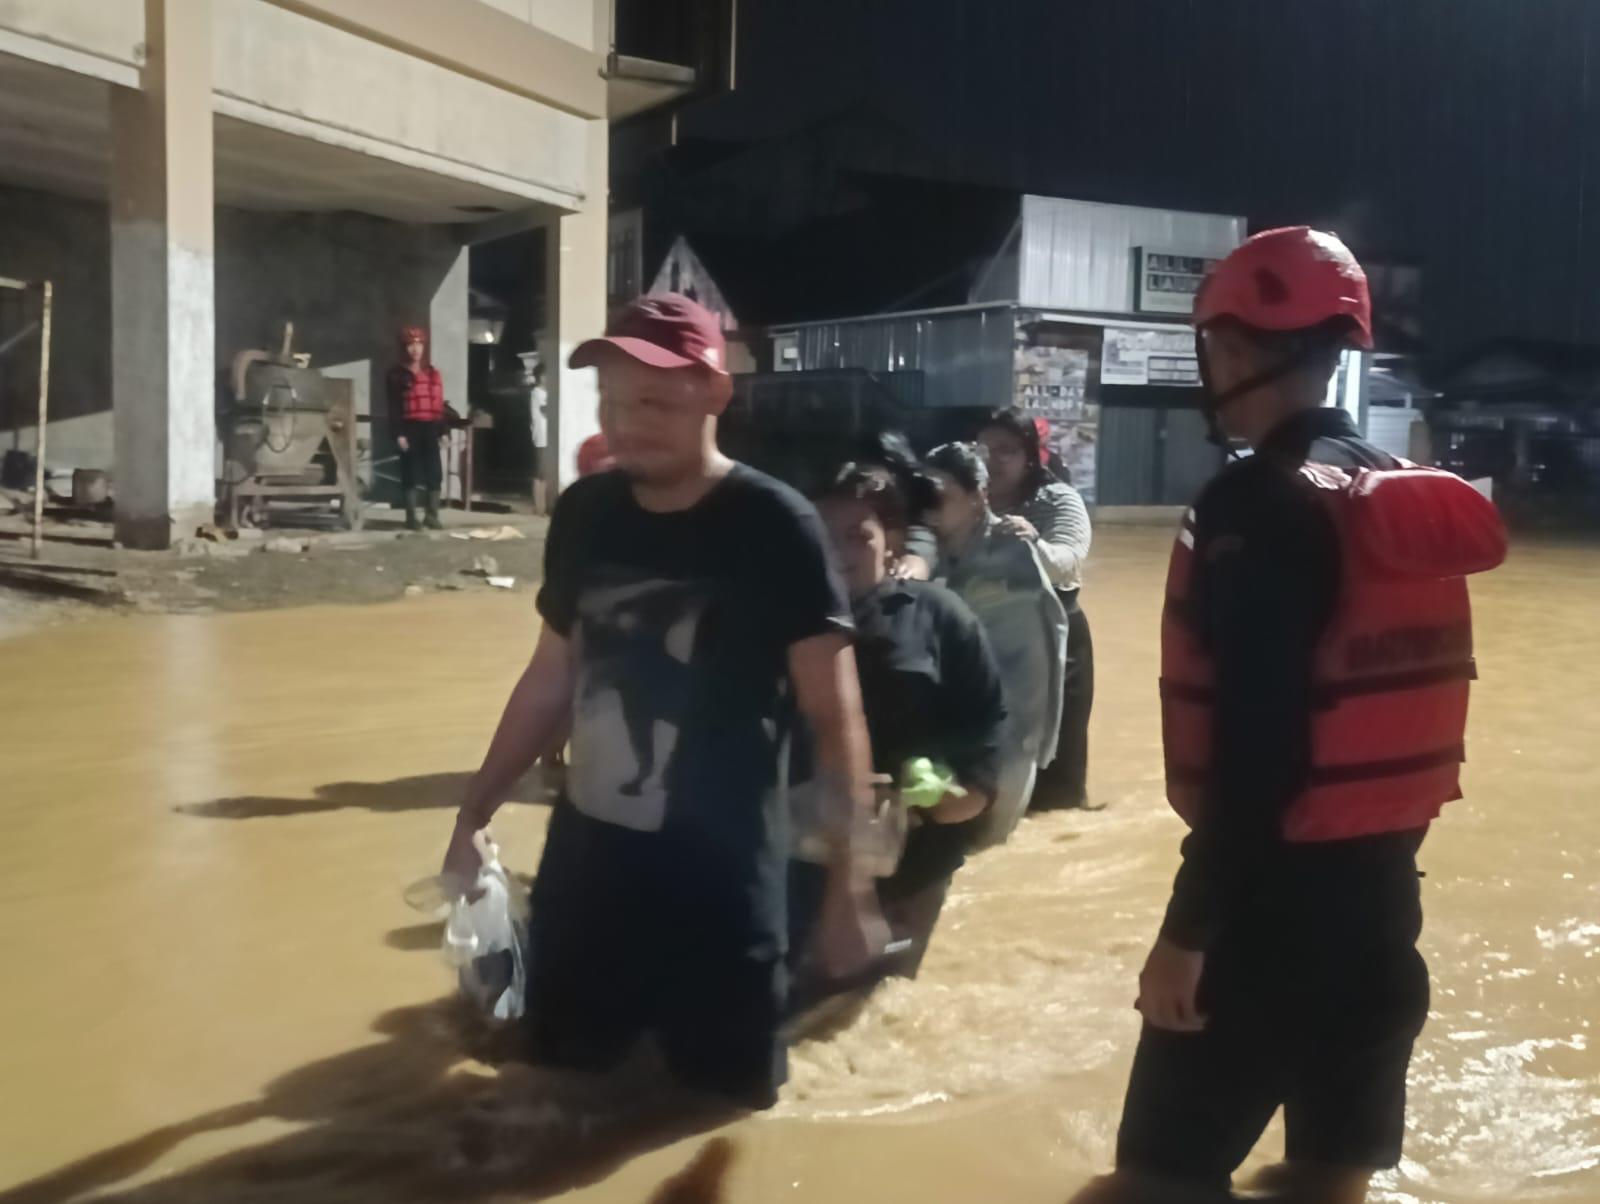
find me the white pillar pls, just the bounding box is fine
[431,244,470,502]
[544,117,609,497]
[110,0,216,549]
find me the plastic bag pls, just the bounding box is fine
[440,830,529,1021]
[899,757,966,810]
[788,775,906,875]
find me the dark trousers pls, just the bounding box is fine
[1034,592,1094,808]
[397,421,442,494]
[1117,937,1429,1184]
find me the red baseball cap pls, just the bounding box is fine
[569,293,728,374]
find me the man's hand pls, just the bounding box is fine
[890,553,932,582]
[397,435,411,452]
[813,870,891,980]
[441,816,484,886]
[1000,514,1039,542]
[1136,935,1207,1032]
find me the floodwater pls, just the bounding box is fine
[0,527,1596,1204]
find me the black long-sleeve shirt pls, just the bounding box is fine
[1160,408,1427,953]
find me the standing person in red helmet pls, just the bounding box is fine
[1094,229,1506,1202]
[387,325,447,530]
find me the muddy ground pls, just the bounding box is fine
[0,506,548,638]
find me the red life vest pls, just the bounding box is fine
[1160,463,1508,842]
[398,365,445,423]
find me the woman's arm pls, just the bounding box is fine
[924,592,1008,824]
[1023,483,1092,589]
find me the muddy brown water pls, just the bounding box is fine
[1,527,1595,1203]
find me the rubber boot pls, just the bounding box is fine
[404,488,422,531]
[424,490,444,530]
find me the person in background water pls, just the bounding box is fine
[1093,229,1507,1204]
[441,294,888,1111]
[978,408,1096,811]
[387,325,447,531]
[790,464,1007,990]
[923,442,1068,849]
[528,359,550,513]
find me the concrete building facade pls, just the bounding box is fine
[0,0,649,546]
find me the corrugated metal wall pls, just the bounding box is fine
[786,305,1016,408]
[1097,407,1158,505]
[1098,405,1223,505]
[1018,196,1244,313]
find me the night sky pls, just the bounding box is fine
[666,0,1600,359]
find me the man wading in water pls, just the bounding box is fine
[442,293,887,1110]
[1083,229,1505,1204]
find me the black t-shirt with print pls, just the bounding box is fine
[536,463,851,942]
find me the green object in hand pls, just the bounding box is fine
[899,756,966,810]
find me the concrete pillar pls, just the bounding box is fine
[110,0,216,549]
[430,245,470,410]
[544,117,608,497]
[430,244,470,502]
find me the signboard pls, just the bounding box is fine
[1134,248,1219,315]
[1013,336,1097,502]
[1101,326,1200,387]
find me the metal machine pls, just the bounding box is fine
[221,324,361,529]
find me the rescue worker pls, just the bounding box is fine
[1106,228,1507,1202]
[387,326,446,531]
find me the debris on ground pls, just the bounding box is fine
[449,525,526,542]
[486,576,516,589]
[0,511,548,635]
[173,536,249,560]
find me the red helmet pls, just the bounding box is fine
[399,325,427,347]
[1194,227,1373,350]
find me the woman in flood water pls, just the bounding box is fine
[978,409,1096,811]
[924,442,1069,848]
[789,464,1007,992]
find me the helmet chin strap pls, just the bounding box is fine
[1196,329,1324,456]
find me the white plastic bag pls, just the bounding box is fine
[440,830,529,1021]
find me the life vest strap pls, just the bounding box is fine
[1306,743,1466,786]
[1311,658,1478,707]
[1162,659,1476,710]
[1168,743,1464,792]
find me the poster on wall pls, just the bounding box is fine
[1101,326,1200,387]
[1013,337,1098,503]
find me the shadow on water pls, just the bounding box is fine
[1061,1168,1373,1204]
[174,770,557,820]
[385,921,447,951]
[0,999,740,1204]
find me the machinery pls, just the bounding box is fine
[221,324,361,529]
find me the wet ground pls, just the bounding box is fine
[0,510,547,641]
[0,527,1595,1203]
